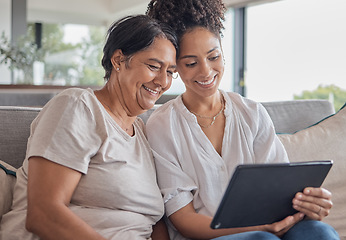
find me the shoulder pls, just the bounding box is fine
[146,96,184,140]
[134,117,145,133]
[224,91,264,115]
[147,96,182,125]
[50,88,95,105]
[222,91,272,131]
[224,91,260,108]
[35,88,98,124]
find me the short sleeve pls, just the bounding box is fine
[27,92,102,174]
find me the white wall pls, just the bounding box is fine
[0,0,12,84]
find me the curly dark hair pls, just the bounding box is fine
[146,0,226,41]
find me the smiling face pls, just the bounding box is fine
[116,37,176,113]
[177,27,224,99]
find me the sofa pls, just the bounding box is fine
[0,99,345,239]
[0,92,57,107]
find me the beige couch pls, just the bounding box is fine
[0,99,345,239]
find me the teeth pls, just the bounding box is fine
[197,78,214,85]
[143,86,158,94]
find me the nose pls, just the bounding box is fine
[154,71,171,90]
[199,60,212,77]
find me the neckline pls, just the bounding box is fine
[91,90,137,139]
[178,90,231,118]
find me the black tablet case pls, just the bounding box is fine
[210,160,333,229]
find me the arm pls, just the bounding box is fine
[26,157,106,240]
[169,202,305,239]
[151,218,170,240]
[293,187,333,221]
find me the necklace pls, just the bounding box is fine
[189,96,225,128]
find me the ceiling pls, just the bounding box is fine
[27,0,150,26]
[27,0,273,26]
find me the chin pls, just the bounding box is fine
[139,101,156,111]
[198,86,219,96]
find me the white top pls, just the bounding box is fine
[0,88,164,240]
[146,90,289,240]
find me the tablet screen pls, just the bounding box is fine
[210,160,333,229]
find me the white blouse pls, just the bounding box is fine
[146,90,289,240]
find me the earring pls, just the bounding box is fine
[116,67,120,71]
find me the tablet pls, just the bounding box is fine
[210,160,333,229]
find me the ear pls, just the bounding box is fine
[110,49,124,70]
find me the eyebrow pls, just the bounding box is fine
[179,47,220,60]
[148,58,177,69]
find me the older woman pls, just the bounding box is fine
[0,15,177,240]
[146,1,339,240]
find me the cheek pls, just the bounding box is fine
[177,71,189,83]
[130,68,155,85]
[215,58,225,71]
[141,71,156,82]
[177,65,194,81]
[177,72,192,86]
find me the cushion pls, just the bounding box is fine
[262,99,335,134]
[278,104,346,239]
[0,160,17,221]
[0,106,41,169]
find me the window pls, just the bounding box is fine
[0,22,106,86]
[31,23,106,86]
[246,0,346,110]
[1,8,235,95]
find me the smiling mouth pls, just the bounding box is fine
[143,85,159,95]
[196,76,216,86]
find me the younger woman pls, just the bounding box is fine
[146,1,339,239]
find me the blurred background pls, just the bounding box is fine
[0,0,345,110]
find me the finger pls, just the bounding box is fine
[303,187,332,200]
[265,213,304,234]
[293,204,324,220]
[294,191,333,210]
[293,188,333,221]
[271,214,304,237]
[293,199,331,220]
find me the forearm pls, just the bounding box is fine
[26,202,106,240]
[169,205,263,239]
[151,218,170,240]
[170,206,305,239]
[27,157,106,240]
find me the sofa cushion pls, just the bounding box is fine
[0,160,17,221]
[140,100,335,130]
[0,92,56,107]
[278,103,346,239]
[0,106,41,169]
[262,99,335,134]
